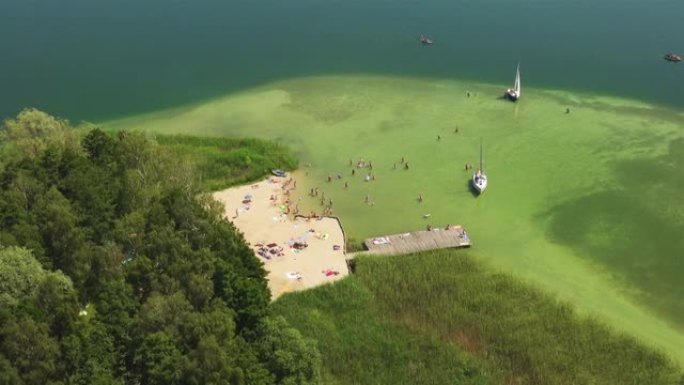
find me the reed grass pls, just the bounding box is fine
[273,251,683,385]
[155,135,298,191]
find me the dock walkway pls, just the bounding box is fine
[362,226,471,256]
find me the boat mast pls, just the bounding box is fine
[479,140,483,171]
[514,63,521,95]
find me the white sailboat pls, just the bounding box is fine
[505,63,521,101]
[472,141,487,194]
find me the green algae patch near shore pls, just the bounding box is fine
[104,75,684,362]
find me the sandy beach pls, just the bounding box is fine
[213,175,349,300]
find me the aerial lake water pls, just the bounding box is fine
[3,0,684,362]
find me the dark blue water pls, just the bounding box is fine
[1,0,683,121]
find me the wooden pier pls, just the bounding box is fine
[361,225,471,256]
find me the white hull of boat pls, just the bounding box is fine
[505,63,521,102]
[505,89,520,101]
[472,173,487,193]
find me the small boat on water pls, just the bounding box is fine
[505,63,521,101]
[420,34,433,45]
[472,141,487,194]
[664,53,682,62]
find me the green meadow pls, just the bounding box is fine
[105,75,684,361]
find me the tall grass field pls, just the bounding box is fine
[273,251,683,385]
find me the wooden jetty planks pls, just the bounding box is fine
[362,226,471,256]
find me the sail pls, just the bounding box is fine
[514,64,521,96]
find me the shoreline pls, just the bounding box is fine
[212,175,349,300]
[112,74,684,362]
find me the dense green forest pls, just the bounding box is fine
[274,252,684,385]
[0,109,317,385]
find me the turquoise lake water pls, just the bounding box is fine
[1,0,684,121]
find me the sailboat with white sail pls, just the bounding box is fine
[472,141,487,194]
[505,63,521,102]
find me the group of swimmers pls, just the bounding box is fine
[304,152,447,217]
[313,155,417,210]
